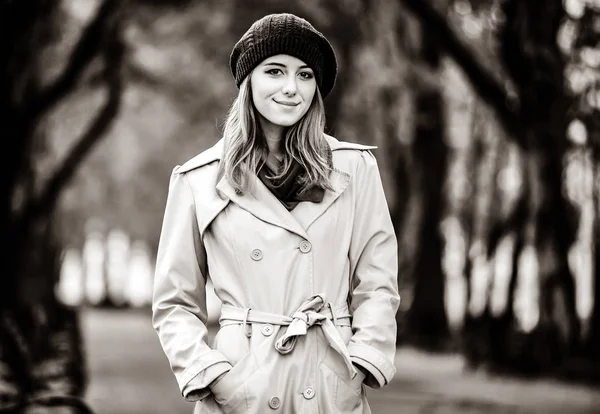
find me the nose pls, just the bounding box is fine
[281,74,297,96]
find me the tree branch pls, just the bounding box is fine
[8,0,121,205]
[28,0,119,122]
[16,24,125,238]
[399,0,523,142]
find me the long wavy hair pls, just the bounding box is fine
[216,73,333,196]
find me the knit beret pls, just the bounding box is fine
[229,13,337,98]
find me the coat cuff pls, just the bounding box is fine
[347,343,395,388]
[178,351,232,399]
[182,360,232,402]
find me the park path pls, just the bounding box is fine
[80,309,600,414]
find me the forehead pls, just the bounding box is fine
[260,54,310,68]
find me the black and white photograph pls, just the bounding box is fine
[2,0,600,413]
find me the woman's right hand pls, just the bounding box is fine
[210,370,233,406]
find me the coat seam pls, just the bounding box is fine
[181,172,207,279]
[223,207,247,305]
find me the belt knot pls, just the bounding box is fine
[274,294,357,378]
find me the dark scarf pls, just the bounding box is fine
[257,148,332,211]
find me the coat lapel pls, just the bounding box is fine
[180,139,306,238]
[288,134,376,231]
[290,168,350,231]
[216,173,309,239]
[193,135,376,237]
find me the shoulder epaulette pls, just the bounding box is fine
[325,134,377,151]
[176,139,224,174]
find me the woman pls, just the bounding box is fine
[152,13,400,414]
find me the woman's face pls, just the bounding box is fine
[250,54,317,135]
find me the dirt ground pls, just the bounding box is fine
[80,308,600,414]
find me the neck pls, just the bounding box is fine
[265,136,283,159]
[260,119,285,157]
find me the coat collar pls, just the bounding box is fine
[177,135,377,174]
[178,135,376,237]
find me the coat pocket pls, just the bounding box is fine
[210,350,261,413]
[211,323,275,413]
[319,347,365,413]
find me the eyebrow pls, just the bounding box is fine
[263,62,312,70]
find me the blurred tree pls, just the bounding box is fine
[1,0,124,411]
[482,0,580,376]
[402,0,452,350]
[402,0,600,381]
[558,0,600,374]
[59,0,238,251]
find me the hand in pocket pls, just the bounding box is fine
[210,371,228,389]
[349,366,366,391]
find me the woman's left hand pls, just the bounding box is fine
[352,363,368,383]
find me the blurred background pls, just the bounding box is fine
[2,0,600,413]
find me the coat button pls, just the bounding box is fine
[302,386,315,399]
[299,240,312,253]
[261,323,274,337]
[268,396,281,409]
[251,248,263,261]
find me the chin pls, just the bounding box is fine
[270,116,302,127]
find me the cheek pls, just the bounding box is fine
[251,88,269,114]
[303,84,317,106]
[251,92,262,112]
[299,86,316,113]
[252,96,273,122]
[250,75,268,103]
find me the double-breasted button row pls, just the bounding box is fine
[299,240,312,253]
[252,241,312,259]
[266,388,313,409]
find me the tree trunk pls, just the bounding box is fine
[561,0,600,377]
[1,221,89,413]
[460,0,581,377]
[1,1,123,411]
[405,87,450,350]
[400,0,599,378]
[404,16,450,349]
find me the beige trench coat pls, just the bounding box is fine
[152,135,400,413]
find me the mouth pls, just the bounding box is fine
[273,99,300,107]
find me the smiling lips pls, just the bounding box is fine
[274,99,300,107]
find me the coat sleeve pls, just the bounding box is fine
[347,150,400,389]
[152,166,232,402]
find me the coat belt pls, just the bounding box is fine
[218,294,359,379]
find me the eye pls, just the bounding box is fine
[299,71,314,80]
[265,68,283,75]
